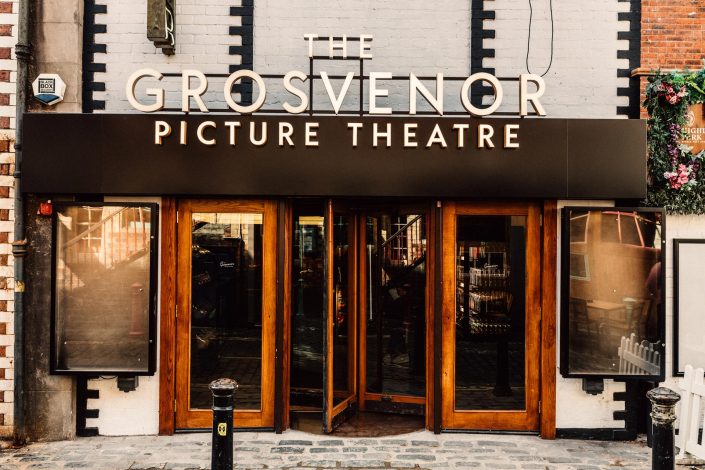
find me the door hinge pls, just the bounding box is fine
[539,400,542,413]
[176,211,179,224]
[175,304,178,318]
[174,399,177,413]
[539,214,543,226]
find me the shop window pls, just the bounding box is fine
[51,202,158,375]
[560,207,665,379]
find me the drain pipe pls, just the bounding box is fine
[12,0,31,444]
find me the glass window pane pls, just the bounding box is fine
[600,212,620,243]
[620,215,642,246]
[54,205,154,373]
[455,215,526,411]
[569,211,589,243]
[565,209,663,377]
[290,211,325,409]
[189,212,263,410]
[365,214,426,397]
[332,214,352,405]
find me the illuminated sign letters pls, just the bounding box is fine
[125,33,549,149]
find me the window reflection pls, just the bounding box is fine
[566,209,663,376]
[54,205,154,373]
[332,215,353,404]
[189,212,263,410]
[290,212,325,409]
[455,215,526,411]
[366,214,426,398]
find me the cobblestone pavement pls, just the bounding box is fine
[0,430,659,470]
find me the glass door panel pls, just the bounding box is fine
[175,200,276,429]
[189,212,264,410]
[454,215,526,411]
[290,210,325,410]
[361,212,426,413]
[332,213,353,404]
[441,203,540,431]
[323,201,357,433]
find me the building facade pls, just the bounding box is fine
[0,0,702,441]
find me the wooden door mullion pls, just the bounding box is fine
[323,200,334,432]
[348,215,358,400]
[358,215,368,410]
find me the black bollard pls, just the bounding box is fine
[646,387,680,470]
[210,378,238,470]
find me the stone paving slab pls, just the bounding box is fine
[0,429,674,470]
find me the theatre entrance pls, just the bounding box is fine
[289,200,430,434]
[170,199,544,435]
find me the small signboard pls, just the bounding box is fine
[683,104,705,154]
[32,73,66,106]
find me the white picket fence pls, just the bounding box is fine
[677,365,705,461]
[618,333,661,375]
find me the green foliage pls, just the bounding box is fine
[644,67,705,214]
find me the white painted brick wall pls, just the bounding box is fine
[100,0,630,117]
[95,0,239,112]
[489,0,630,117]
[253,0,471,113]
[86,375,160,436]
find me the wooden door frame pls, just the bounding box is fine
[275,200,292,432]
[169,199,276,430]
[159,197,177,435]
[441,201,541,431]
[323,201,359,432]
[540,200,557,439]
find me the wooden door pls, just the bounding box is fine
[175,199,276,429]
[322,200,358,433]
[441,202,541,431]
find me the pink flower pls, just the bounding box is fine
[665,164,694,189]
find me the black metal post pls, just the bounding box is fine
[210,378,238,470]
[647,387,680,470]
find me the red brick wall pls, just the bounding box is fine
[642,0,705,70]
[640,0,705,116]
